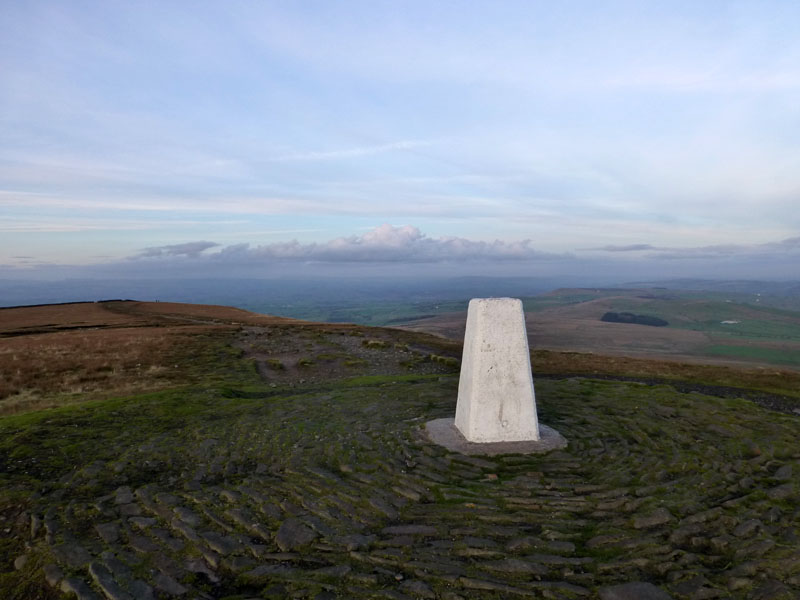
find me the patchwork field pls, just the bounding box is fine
[1,301,800,599]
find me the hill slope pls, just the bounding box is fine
[1,301,800,599]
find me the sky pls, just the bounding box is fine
[2,0,799,283]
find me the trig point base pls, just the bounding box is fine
[426,297,566,455]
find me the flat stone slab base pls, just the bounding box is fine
[425,418,567,456]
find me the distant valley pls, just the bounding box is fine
[396,286,800,370]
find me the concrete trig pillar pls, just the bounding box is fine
[455,298,540,442]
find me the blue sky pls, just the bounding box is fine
[2,1,799,281]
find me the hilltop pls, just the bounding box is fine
[1,301,800,599]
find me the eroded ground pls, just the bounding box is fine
[2,312,800,600]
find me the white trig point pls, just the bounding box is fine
[455,297,540,442]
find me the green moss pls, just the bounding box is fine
[362,339,389,349]
[428,354,460,368]
[344,359,368,367]
[265,359,285,371]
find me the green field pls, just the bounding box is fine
[704,344,800,366]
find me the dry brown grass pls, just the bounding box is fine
[0,301,372,417]
[0,301,269,416]
[0,302,149,332]
[0,325,225,415]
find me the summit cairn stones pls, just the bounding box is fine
[425,297,567,455]
[455,298,539,442]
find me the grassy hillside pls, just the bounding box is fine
[2,301,800,599]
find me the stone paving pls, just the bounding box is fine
[8,327,800,599]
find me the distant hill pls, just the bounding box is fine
[398,286,800,370]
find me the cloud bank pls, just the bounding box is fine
[136,241,220,259]
[588,236,800,261]
[131,225,570,265]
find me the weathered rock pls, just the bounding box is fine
[598,582,674,600]
[772,464,793,481]
[52,542,92,568]
[671,575,724,599]
[153,572,187,596]
[118,503,142,517]
[275,517,317,551]
[633,507,674,529]
[338,533,377,550]
[129,533,160,553]
[382,524,437,536]
[128,516,157,530]
[733,518,762,538]
[185,557,219,583]
[479,558,548,576]
[767,483,794,500]
[129,580,156,600]
[399,579,437,598]
[200,530,240,555]
[61,577,103,600]
[114,487,134,505]
[88,561,133,600]
[95,521,120,544]
[173,506,200,526]
[750,579,793,600]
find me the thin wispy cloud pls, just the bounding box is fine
[587,237,800,261]
[269,140,432,162]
